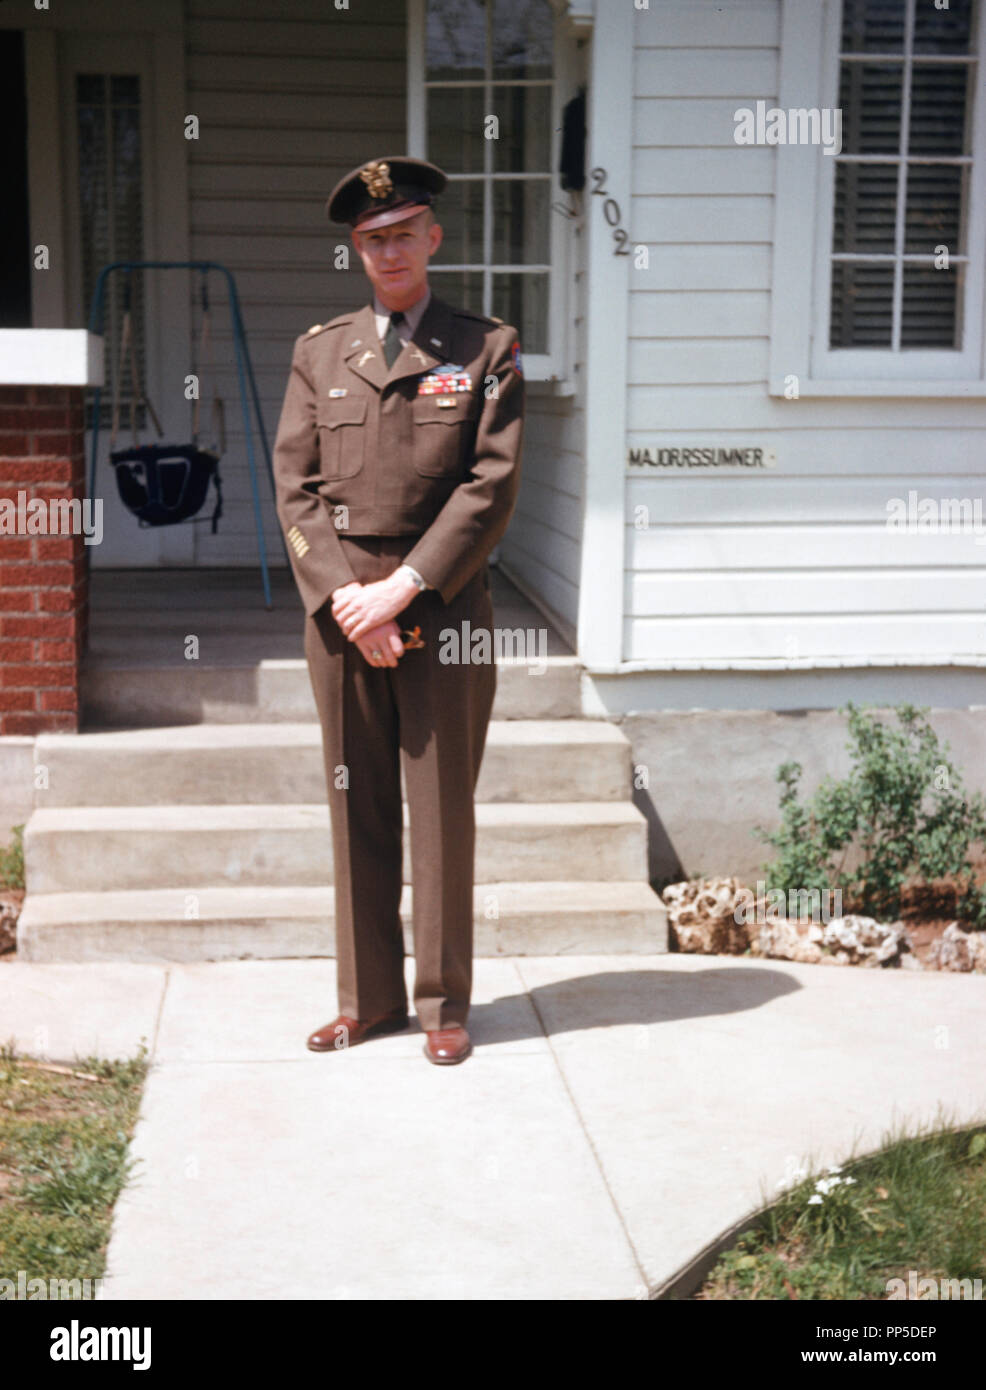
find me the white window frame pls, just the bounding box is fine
[769,0,986,396]
[407,0,575,385]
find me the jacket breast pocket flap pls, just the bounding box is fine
[316,396,368,478]
[411,394,467,476]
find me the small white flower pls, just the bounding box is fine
[807,1194,823,1205]
[826,1164,843,1174]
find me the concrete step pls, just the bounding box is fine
[33,720,632,807]
[24,801,649,894]
[15,881,669,962]
[80,655,585,725]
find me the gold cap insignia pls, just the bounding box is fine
[359,161,393,200]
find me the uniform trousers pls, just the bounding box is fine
[303,534,496,1033]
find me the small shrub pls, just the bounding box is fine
[755,703,986,928]
[0,825,25,891]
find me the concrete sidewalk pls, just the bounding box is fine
[2,954,985,1300]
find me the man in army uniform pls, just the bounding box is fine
[272,156,525,1065]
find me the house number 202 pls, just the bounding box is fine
[589,167,631,255]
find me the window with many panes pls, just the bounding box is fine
[830,0,976,351]
[410,0,560,374]
[76,73,146,430]
[769,0,986,393]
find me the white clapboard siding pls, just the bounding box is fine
[629,245,772,293]
[504,509,583,630]
[510,399,585,636]
[626,390,986,433]
[629,292,771,338]
[184,53,406,93]
[634,48,778,100]
[629,571,986,617]
[518,475,583,544]
[184,0,406,566]
[627,0,986,665]
[627,477,986,525]
[628,524,986,572]
[508,449,583,509]
[524,401,585,459]
[631,195,773,243]
[187,122,406,164]
[632,149,775,197]
[635,99,778,149]
[501,31,590,647]
[629,341,771,385]
[625,616,986,663]
[635,0,779,48]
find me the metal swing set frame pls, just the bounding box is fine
[86,260,286,607]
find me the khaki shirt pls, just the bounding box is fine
[272,294,525,617]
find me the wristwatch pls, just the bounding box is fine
[399,563,430,592]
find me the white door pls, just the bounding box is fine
[56,32,193,567]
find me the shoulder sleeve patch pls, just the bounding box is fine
[511,340,523,377]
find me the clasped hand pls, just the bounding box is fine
[331,571,418,668]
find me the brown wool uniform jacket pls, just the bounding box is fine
[272,294,525,616]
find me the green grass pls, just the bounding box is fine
[0,825,25,892]
[0,1038,149,1295]
[689,1105,986,1300]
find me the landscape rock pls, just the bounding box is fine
[661,877,754,955]
[662,878,919,968]
[816,916,912,967]
[749,916,827,964]
[927,922,986,974]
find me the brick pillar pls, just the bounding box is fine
[0,385,90,734]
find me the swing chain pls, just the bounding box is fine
[110,275,164,450]
[192,272,226,457]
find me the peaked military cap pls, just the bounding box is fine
[326,156,447,231]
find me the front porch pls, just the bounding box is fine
[15,560,668,962]
[80,563,576,728]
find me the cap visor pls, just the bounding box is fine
[353,202,431,232]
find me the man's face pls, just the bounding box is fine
[352,209,443,309]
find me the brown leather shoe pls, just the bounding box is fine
[423,1025,472,1066]
[307,1007,409,1052]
